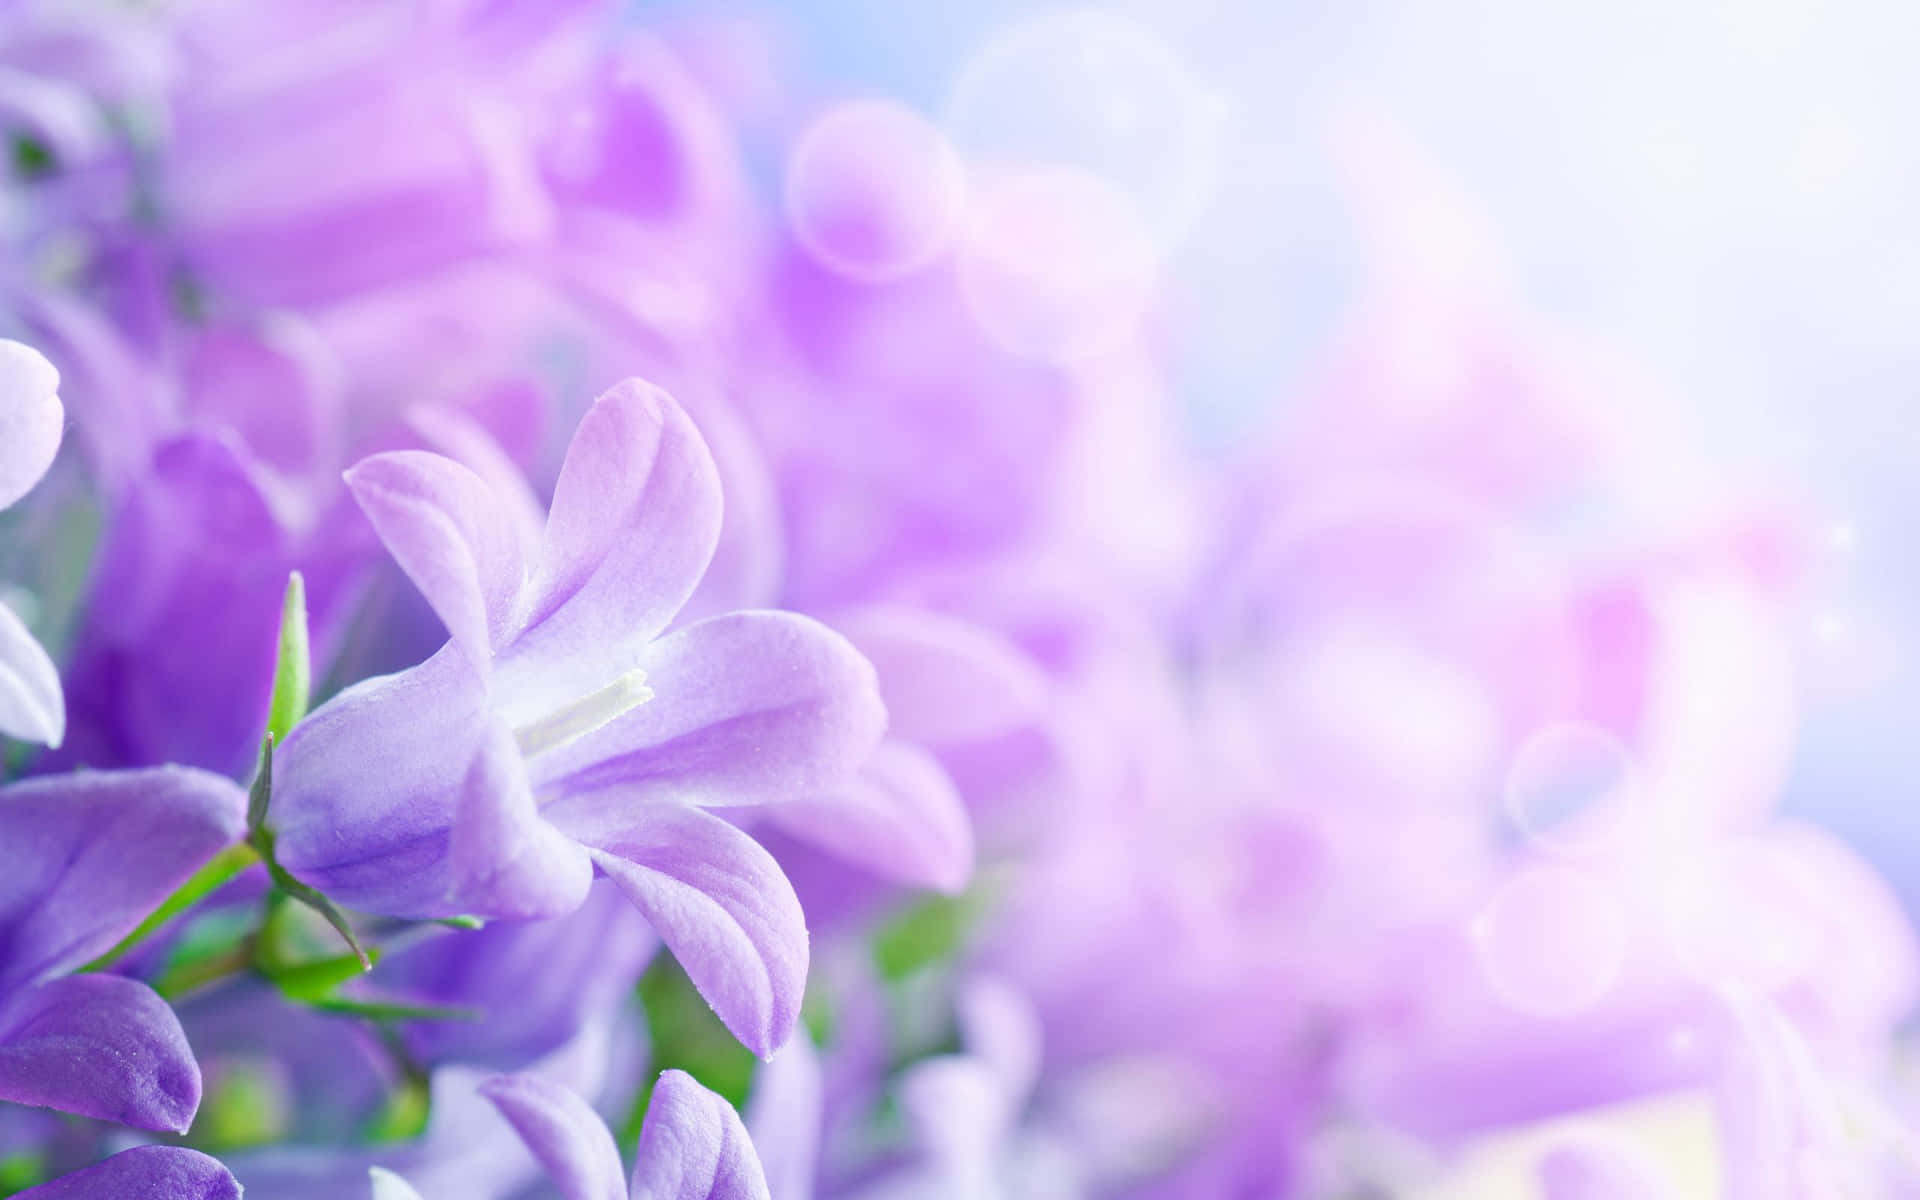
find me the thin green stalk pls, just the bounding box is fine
[82,843,260,973]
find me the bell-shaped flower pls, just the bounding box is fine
[370,1069,769,1200]
[273,380,886,1056]
[0,765,248,1133]
[0,339,67,747]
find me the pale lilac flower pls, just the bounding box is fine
[373,1069,770,1200]
[0,338,65,747]
[274,379,885,1055]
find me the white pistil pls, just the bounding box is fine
[513,669,654,758]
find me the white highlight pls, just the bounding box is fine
[512,668,654,758]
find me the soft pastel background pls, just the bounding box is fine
[652,0,1920,912]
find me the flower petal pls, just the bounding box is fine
[14,1146,241,1200]
[0,338,63,512]
[479,1073,626,1200]
[531,611,885,810]
[345,449,524,668]
[765,741,973,894]
[632,1069,772,1200]
[272,643,492,918]
[744,1038,822,1200]
[0,975,199,1132]
[507,380,721,689]
[369,1167,428,1200]
[0,597,63,747]
[837,607,1048,748]
[551,803,806,1058]
[446,723,594,920]
[0,765,247,992]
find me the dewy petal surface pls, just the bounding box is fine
[0,338,63,512]
[0,598,64,748]
[346,449,526,668]
[530,611,886,808]
[766,740,974,893]
[0,974,200,1132]
[0,766,247,993]
[273,643,494,917]
[14,1146,242,1200]
[631,1069,772,1200]
[446,723,594,920]
[480,1073,627,1200]
[502,380,723,712]
[551,803,807,1058]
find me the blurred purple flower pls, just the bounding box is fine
[0,339,65,747]
[375,1069,769,1200]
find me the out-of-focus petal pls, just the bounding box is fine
[632,1069,772,1200]
[0,599,64,748]
[447,724,593,921]
[508,380,722,692]
[479,1073,626,1200]
[552,803,805,1058]
[345,450,525,669]
[745,1037,822,1200]
[0,339,63,511]
[766,741,973,894]
[369,1167,428,1200]
[14,1146,241,1200]
[0,765,247,992]
[531,611,884,810]
[273,644,490,918]
[837,607,1048,748]
[0,975,199,1132]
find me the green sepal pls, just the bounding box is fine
[268,946,382,1003]
[81,842,261,974]
[265,571,311,746]
[308,996,482,1023]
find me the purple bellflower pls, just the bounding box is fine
[0,764,246,1195]
[0,338,66,747]
[272,379,886,1055]
[372,1069,770,1200]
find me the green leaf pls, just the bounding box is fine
[620,953,757,1149]
[0,1150,45,1196]
[250,824,372,970]
[266,571,311,745]
[873,887,991,982]
[193,1059,292,1151]
[10,135,53,181]
[246,734,274,834]
[366,1075,432,1144]
[308,996,481,1023]
[268,946,382,1002]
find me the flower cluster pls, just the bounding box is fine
[0,2,1913,1197]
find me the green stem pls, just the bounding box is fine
[82,843,261,973]
[154,941,256,1001]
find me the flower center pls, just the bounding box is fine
[512,668,654,758]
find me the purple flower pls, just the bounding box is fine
[274,379,885,1055]
[0,765,247,1132]
[12,1145,240,1200]
[0,338,66,747]
[374,1069,769,1200]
